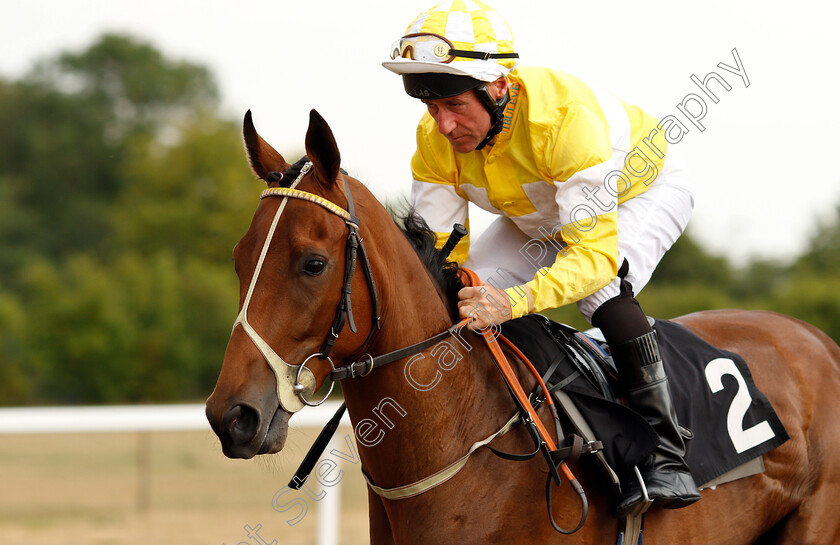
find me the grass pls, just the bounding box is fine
[0,427,370,545]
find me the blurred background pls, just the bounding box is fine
[1,0,838,544]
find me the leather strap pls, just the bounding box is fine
[330,320,469,381]
[319,174,381,358]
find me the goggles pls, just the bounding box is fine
[390,33,518,64]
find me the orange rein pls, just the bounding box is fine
[457,268,578,483]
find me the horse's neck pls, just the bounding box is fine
[338,232,614,540]
[340,225,512,485]
[343,326,510,481]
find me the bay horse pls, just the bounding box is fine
[205,109,840,544]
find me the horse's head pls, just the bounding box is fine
[206,109,378,459]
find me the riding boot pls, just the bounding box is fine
[612,331,701,515]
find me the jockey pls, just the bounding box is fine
[382,1,701,515]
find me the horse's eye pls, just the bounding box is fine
[302,258,326,276]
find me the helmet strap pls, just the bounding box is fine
[475,84,510,151]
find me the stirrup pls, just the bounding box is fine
[624,466,653,517]
[616,468,651,545]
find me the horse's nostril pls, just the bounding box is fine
[223,404,260,445]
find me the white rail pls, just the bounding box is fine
[0,401,350,545]
[0,400,347,433]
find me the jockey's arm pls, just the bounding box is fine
[502,103,621,321]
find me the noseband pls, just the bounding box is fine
[233,161,380,413]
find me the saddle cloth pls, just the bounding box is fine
[500,314,790,488]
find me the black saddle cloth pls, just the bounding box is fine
[500,314,789,487]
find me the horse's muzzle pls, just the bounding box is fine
[206,401,290,459]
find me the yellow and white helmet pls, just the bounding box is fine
[383,0,519,84]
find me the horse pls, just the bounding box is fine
[205,109,840,544]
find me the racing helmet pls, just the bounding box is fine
[383,1,519,148]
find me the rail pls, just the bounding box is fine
[0,401,350,545]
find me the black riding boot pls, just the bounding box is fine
[612,331,701,515]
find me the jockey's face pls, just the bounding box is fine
[421,77,507,153]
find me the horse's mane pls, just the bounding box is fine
[398,208,464,317]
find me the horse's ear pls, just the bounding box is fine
[243,110,290,182]
[305,109,341,188]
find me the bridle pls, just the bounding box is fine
[232,161,380,413]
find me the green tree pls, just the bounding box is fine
[110,114,257,264]
[769,274,840,344]
[0,34,220,282]
[648,230,733,288]
[17,253,238,404]
[0,291,28,404]
[0,34,243,405]
[793,205,840,275]
[0,78,119,271]
[28,33,218,140]
[729,259,790,301]
[777,203,840,342]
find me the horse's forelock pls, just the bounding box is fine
[265,156,310,188]
[265,156,351,190]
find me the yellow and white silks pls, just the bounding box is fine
[411,66,694,321]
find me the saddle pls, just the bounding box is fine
[500,313,790,492]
